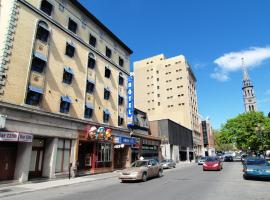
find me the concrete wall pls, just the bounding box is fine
[42,138,58,178]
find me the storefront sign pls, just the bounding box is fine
[18,133,33,143]
[131,137,140,149]
[127,75,134,126]
[0,132,19,141]
[114,136,136,145]
[114,144,125,149]
[84,125,113,141]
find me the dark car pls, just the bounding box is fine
[224,155,233,162]
[243,157,270,180]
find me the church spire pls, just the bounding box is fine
[241,57,257,112]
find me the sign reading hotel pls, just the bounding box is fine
[0,132,19,142]
[127,75,134,126]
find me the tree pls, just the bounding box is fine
[219,112,270,152]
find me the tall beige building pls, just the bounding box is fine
[134,54,202,155]
[0,0,133,182]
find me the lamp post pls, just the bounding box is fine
[255,123,265,157]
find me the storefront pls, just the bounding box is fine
[113,136,136,169]
[0,131,33,181]
[77,126,114,175]
[141,138,160,160]
[131,137,141,163]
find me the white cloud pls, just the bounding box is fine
[211,46,270,81]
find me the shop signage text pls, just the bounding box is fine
[114,136,136,145]
[127,75,134,126]
[0,132,33,142]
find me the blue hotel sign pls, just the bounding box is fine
[127,75,134,126]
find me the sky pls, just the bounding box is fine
[80,0,270,129]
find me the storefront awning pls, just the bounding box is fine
[67,41,76,48]
[61,95,72,103]
[64,66,74,75]
[33,51,47,62]
[104,109,110,115]
[87,78,95,84]
[29,85,43,94]
[85,103,93,109]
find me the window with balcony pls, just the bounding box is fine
[25,86,43,106]
[62,67,73,84]
[65,42,75,57]
[86,79,95,93]
[40,0,53,16]
[36,21,50,43]
[105,47,112,58]
[104,67,111,78]
[103,109,110,123]
[84,104,93,119]
[31,52,47,73]
[119,57,124,67]
[104,88,110,100]
[68,18,77,34]
[60,96,72,113]
[89,34,96,47]
[88,53,96,69]
[118,95,124,105]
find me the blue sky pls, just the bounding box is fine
[80,0,270,129]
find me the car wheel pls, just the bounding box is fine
[243,175,249,180]
[121,180,126,183]
[142,173,147,182]
[158,170,163,177]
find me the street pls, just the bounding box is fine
[1,162,269,200]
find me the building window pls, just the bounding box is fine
[157,86,160,89]
[36,22,50,43]
[86,79,95,93]
[105,47,112,58]
[118,116,124,126]
[60,96,72,113]
[68,18,77,34]
[89,34,96,47]
[97,143,112,163]
[105,67,111,78]
[104,88,110,100]
[31,52,47,73]
[157,78,159,81]
[103,109,110,122]
[158,102,160,106]
[118,95,124,105]
[156,70,159,74]
[88,53,96,69]
[65,42,75,57]
[84,104,93,118]
[40,0,53,16]
[157,94,160,97]
[119,74,124,85]
[62,67,73,84]
[119,57,124,67]
[25,86,43,106]
[55,139,71,173]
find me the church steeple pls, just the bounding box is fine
[242,58,257,112]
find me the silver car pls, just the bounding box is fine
[119,159,163,182]
[198,156,207,165]
[161,159,176,169]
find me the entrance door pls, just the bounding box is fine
[29,139,45,178]
[0,143,17,181]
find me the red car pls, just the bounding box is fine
[203,157,223,171]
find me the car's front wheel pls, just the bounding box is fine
[158,170,163,177]
[142,173,147,182]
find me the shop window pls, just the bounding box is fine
[68,18,77,34]
[62,67,73,84]
[88,53,96,69]
[119,74,124,85]
[118,95,124,105]
[118,116,124,126]
[105,47,112,58]
[104,67,111,78]
[55,139,71,173]
[31,52,47,73]
[25,86,43,106]
[97,143,112,162]
[104,88,110,100]
[60,96,72,113]
[65,42,75,57]
[119,57,124,67]
[84,104,93,119]
[103,109,110,122]
[86,80,95,93]
[36,21,50,43]
[89,34,96,47]
[40,0,53,16]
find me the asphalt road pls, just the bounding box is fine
[2,162,270,200]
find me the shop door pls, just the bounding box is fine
[0,143,17,181]
[29,139,45,178]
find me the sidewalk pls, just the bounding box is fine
[0,162,194,198]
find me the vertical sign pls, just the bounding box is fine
[127,75,134,126]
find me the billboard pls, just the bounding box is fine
[127,75,134,126]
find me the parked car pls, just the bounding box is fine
[243,157,270,180]
[203,157,223,171]
[119,159,163,182]
[224,155,234,162]
[161,159,176,169]
[198,156,207,165]
[241,154,248,164]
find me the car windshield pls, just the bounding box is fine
[131,161,148,167]
[206,157,219,162]
[161,160,170,163]
[246,159,268,166]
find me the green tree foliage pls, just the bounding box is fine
[218,112,270,151]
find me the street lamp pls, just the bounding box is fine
[255,123,265,157]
